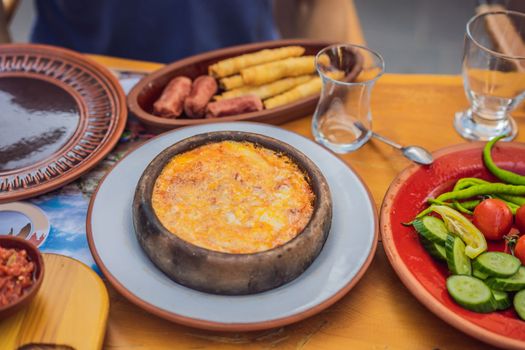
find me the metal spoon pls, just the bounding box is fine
[370,131,434,165]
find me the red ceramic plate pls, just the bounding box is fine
[381,141,525,349]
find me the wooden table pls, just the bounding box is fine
[90,55,525,350]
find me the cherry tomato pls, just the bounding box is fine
[516,205,525,234]
[514,235,525,265]
[472,198,513,240]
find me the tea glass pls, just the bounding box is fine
[312,44,385,153]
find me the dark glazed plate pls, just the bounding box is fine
[127,39,363,132]
[0,44,127,203]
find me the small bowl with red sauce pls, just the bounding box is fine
[0,236,44,318]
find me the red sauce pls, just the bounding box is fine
[0,245,35,307]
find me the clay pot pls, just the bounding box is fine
[133,131,332,295]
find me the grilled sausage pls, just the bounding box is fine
[206,95,263,118]
[153,76,192,118]
[184,76,218,118]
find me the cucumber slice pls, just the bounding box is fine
[473,266,489,280]
[413,216,448,245]
[473,252,520,278]
[514,290,525,320]
[447,275,495,313]
[491,289,511,310]
[486,266,525,292]
[445,234,471,275]
[420,237,447,261]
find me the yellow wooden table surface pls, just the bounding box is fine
[89,55,525,350]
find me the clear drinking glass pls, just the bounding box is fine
[312,44,385,153]
[455,10,525,141]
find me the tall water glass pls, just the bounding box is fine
[455,10,525,141]
[312,44,385,153]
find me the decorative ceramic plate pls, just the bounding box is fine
[0,44,127,203]
[381,142,525,350]
[87,122,377,331]
[127,39,362,132]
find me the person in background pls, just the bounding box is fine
[28,0,360,63]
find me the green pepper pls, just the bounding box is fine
[452,199,482,215]
[453,177,488,191]
[436,184,525,202]
[451,177,525,206]
[483,135,525,185]
[498,194,525,206]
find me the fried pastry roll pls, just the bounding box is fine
[264,71,344,109]
[209,46,305,78]
[241,54,329,86]
[216,75,314,101]
[219,75,245,90]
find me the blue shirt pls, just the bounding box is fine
[31,0,279,63]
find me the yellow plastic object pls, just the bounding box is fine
[0,254,109,350]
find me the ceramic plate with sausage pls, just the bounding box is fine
[127,39,363,132]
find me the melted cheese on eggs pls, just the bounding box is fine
[151,140,315,254]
